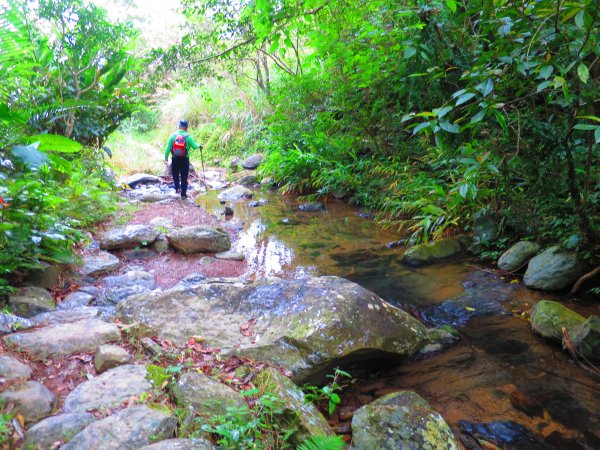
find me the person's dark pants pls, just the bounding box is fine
[171,156,190,197]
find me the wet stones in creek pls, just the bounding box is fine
[166,226,231,253]
[0,312,34,334]
[530,300,585,341]
[459,420,551,450]
[402,238,462,266]
[94,344,132,373]
[0,381,56,424]
[97,270,156,306]
[0,355,32,384]
[61,406,176,450]
[217,185,253,201]
[99,224,160,250]
[3,318,120,359]
[79,251,120,277]
[254,368,334,445]
[497,241,541,272]
[8,286,55,318]
[298,202,324,212]
[523,246,587,291]
[117,276,430,382]
[57,291,94,310]
[351,391,459,450]
[63,364,151,413]
[172,372,250,417]
[21,413,97,450]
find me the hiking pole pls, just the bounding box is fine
[199,145,207,192]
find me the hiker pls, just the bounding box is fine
[164,119,202,198]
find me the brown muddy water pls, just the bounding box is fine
[196,190,600,449]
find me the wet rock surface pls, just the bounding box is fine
[0,312,34,333]
[117,276,429,381]
[524,246,587,291]
[298,202,324,211]
[94,344,132,373]
[21,413,97,450]
[351,391,459,450]
[57,291,94,310]
[459,420,551,450]
[567,315,600,361]
[530,299,585,341]
[61,406,176,450]
[241,154,263,169]
[139,439,216,450]
[217,185,252,201]
[4,318,120,358]
[122,173,160,188]
[403,238,462,266]
[63,364,151,413]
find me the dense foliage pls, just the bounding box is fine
[0,0,140,293]
[173,0,599,253]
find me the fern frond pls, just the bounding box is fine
[297,435,346,450]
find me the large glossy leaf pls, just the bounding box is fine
[29,134,83,153]
[11,144,51,169]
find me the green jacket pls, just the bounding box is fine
[164,130,201,160]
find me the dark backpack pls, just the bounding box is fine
[171,133,187,157]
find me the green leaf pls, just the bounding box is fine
[404,47,416,59]
[412,121,431,135]
[433,106,453,118]
[470,109,487,124]
[575,10,585,28]
[595,128,600,144]
[29,134,83,153]
[553,76,566,89]
[536,80,552,92]
[577,63,589,84]
[538,65,554,80]
[494,111,507,130]
[446,0,457,13]
[455,92,476,106]
[11,145,51,170]
[439,120,459,133]
[573,124,597,131]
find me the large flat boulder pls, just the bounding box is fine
[166,226,231,253]
[117,276,429,381]
[402,239,462,266]
[8,286,55,318]
[63,364,151,413]
[99,225,160,250]
[3,319,120,358]
[497,241,541,272]
[122,173,160,188]
[351,391,459,449]
[523,246,587,291]
[61,406,176,450]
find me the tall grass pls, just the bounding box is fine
[108,78,267,175]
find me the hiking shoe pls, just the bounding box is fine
[175,188,181,194]
[181,194,188,198]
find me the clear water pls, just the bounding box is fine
[196,190,600,448]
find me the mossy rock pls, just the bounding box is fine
[523,246,587,291]
[351,391,459,449]
[565,315,600,361]
[254,368,334,445]
[402,239,462,266]
[497,241,541,272]
[530,300,585,341]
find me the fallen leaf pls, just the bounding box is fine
[465,306,476,311]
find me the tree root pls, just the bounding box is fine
[569,265,600,297]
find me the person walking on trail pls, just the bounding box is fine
[164,119,202,198]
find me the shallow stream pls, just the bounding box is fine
[196,190,600,449]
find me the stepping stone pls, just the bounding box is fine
[166,226,231,253]
[80,251,120,277]
[94,345,132,373]
[57,291,94,310]
[217,185,252,201]
[3,318,120,359]
[8,286,55,318]
[22,413,96,450]
[61,406,176,450]
[63,365,151,413]
[0,381,56,423]
[99,225,160,250]
[140,438,216,449]
[0,312,34,333]
[215,250,245,261]
[122,173,160,188]
[32,307,100,326]
[0,355,32,384]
